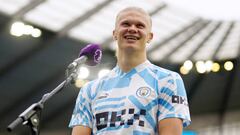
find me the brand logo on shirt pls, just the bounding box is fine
[97,93,109,100]
[136,87,151,98]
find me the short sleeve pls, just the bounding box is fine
[69,83,93,128]
[157,72,191,127]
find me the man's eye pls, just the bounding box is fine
[137,24,145,28]
[122,22,129,26]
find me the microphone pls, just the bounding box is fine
[68,44,102,69]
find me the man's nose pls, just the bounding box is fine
[127,25,137,33]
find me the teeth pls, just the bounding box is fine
[125,35,138,40]
[126,36,133,39]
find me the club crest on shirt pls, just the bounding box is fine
[136,87,151,98]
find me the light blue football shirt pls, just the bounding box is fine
[69,60,191,135]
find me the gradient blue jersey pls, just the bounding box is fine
[69,60,191,135]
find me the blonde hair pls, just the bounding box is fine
[115,7,152,29]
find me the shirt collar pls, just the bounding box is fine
[113,60,151,77]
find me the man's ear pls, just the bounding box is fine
[147,32,153,43]
[113,30,117,40]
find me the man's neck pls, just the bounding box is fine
[117,50,147,72]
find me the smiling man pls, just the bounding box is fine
[69,7,191,135]
[113,7,153,73]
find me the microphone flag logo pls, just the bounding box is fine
[94,49,102,64]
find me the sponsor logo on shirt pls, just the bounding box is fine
[172,95,188,106]
[95,108,146,131]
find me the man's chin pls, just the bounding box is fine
[118,41,140,49]
[123,45,139,52]
[123,40,139,46]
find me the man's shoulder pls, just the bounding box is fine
[147,63,179,79]
[84,68,115,85]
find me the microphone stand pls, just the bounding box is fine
[7,67,78,135]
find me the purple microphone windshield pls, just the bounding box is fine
[79,44,102,66]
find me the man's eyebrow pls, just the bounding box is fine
[120,20,128,23]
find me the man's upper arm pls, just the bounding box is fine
[69,82,94,132]
[72,125,91,135]
[157,72,191,127]
[158,118,183,135]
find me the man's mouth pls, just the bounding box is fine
[124,35,140,40]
